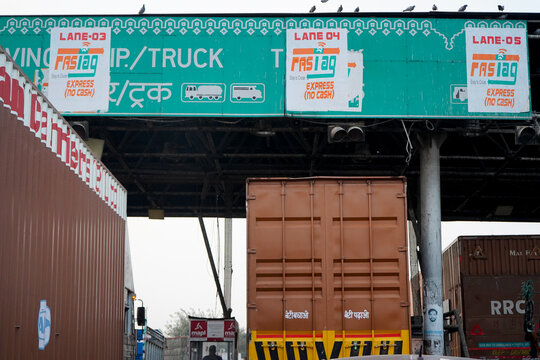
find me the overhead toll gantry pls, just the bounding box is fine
[1,11,539,355]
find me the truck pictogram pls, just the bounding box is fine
[184,85,223,100]
[229,84,265,103]
[232,85,262,100]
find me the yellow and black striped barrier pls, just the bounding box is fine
[249,330,410,360]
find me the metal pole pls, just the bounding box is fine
[198,216,230,317]
[418,132,446,355]
[451,309,470,357]
[224,218,233,310]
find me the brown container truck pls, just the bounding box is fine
[0,48,127,359]
[246,177,411,360]
[443,235,540,359]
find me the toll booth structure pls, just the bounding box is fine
[189,317,238,360]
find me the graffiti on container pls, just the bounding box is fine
[109,80,173,108]
[344,309,370,319]
[285,310,309,319]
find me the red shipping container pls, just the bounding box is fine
[0,48,127,359]
[443,235,540,359]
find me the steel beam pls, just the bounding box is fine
[224,218,233,310]
[198,217,231,318]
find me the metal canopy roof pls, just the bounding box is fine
[67,14,540,221]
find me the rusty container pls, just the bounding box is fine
[0,48,126,359]
[443,235,540,359]
[246,177,410,360]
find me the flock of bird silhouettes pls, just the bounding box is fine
[309,1,505,13]
[136,2,505,15]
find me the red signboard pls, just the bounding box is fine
[190,320,207,340]
[224,320,236,339]
[189,319,237,342]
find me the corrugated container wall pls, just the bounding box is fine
[0,48,126,359]
[443,236,540,359]
[246,177,410,360]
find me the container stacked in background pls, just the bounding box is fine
[0,47,127,359]
[443,235,540,359]
[246,177,411,360]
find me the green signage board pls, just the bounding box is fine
[0,16,531,119]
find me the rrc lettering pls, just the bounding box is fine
[491,300,525,315]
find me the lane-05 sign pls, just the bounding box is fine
[465,28,529,113]
[0,16,531,119]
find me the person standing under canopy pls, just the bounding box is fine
[203,345,223,360]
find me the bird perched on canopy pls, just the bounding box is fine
[403,5,415,12]
[458,4,467,11]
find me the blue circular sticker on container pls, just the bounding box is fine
[38,300,51,350]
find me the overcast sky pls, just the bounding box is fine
[2,0,540,15]
[127,218,248,332]
[2,0,540,335]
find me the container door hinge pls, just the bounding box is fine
[248,248,257,254]
[247,303,257,309]
[247,194,256,200]
[398,246,407,252]
[400,302,409,307]
[396,193,406,198]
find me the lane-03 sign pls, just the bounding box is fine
[48,27,111,112]
[0,16,532,119]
